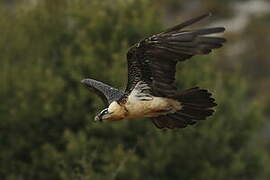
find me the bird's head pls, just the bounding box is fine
[94,101,127,122]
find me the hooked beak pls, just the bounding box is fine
[94,115,102,122]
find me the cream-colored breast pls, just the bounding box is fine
[125,95,181,118]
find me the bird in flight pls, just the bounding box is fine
[81,13,226,129]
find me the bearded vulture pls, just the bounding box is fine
[81,13,226,129]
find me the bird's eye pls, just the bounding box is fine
[100,109,109,116]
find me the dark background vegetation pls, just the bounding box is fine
[1,0,270,179]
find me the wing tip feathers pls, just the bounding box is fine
[81,78,93,86]
[81,79,87,84]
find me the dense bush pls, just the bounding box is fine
[0,0,269,179]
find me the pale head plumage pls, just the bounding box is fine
[95,101,127,121]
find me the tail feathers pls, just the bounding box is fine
[152,87,217,129]
[152,115,188,129]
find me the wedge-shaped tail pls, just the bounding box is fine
[152,87,217,129]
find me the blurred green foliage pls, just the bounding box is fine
[0,0,269,179]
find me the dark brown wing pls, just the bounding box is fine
[81,79,124,105]
[125,13,226,97]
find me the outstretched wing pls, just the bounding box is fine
[81,79,124,105]
[125,13,226,97]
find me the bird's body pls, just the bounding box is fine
[108,95,179,120]
[82,13,226,129]
[121,83,182,119]
[99,81,182,121]
[125,95,181,119]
